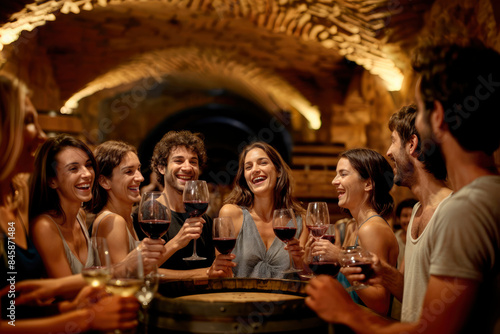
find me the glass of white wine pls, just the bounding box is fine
[82,237,111,287]
[106,247,144,334]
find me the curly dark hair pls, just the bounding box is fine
[412,41,500,155]
[224,141,305,216]
[29,134,98,222]
[151,130,207,187]
[340,148,394,218]
[92,140,139,214]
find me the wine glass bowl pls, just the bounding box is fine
[272,208,302,274]
[306,202,329,241]
[323,224,336,244]
[340,246,374,292]
[138,191,171,239]
[183,180,209,261]
[82,237,111,287]
[213,217,236,255]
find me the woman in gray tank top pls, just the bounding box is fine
[90,140,166,274]
[207,142,308,279]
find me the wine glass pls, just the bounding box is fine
[213,217,236,255]
[306,246,340,278]
[339,246,374,292]
[136,267,160,333]
[105,246,144,334]
[306,202,330,261]
[272,208,302,274]
[182,180,209,261]
[323,224,336,245]
[82,237,111,287]
[138,191,171,239]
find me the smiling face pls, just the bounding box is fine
[331,157,368,210]
[386,130,415,187]
[243,147,279,196]
[105,151,144,205]
[51,147,95,204]
[160,146,200,194]
[17,97,46,173]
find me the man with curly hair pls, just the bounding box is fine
[306,41,500,333]
[149,130,215,275]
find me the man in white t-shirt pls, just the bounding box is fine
[306,42,500,333]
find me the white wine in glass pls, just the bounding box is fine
[82,237,111,287]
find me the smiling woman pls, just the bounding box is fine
[29,134,98,277]
[90,140,165,273]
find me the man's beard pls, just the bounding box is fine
[394,150,416,187]
[419,133,447,181]
[165,173,184,195]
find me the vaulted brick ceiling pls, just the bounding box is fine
[0,0,433,128]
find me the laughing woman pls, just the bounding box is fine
[312,148,398,315]
[91,140,165,273]
[29,134,98,277]
[208,142,307,279]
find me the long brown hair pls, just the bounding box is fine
[224,142,304,216]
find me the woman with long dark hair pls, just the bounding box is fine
[209,142,307,278]
[30,134,98,277]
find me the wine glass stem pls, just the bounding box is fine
[287,245,296,270]
[192,239,198,256]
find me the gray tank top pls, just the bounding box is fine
[45,213,94,274]
[232,207,303,279]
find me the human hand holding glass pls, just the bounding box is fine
[273,208,302,274]
[183,180,209,261]
[339,246,374,292]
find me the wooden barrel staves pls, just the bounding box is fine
[148,278,329,333]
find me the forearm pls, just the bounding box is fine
[0,309,92,334]
[158,239,183,264]
[158,268,208,280]
[379,264,404,301]
[356,285,391,315]
[337,306,416,334]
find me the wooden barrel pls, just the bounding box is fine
[148,278,329,334]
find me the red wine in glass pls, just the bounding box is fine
[308,261,340,277]
[138,192,171,240]
[183,180,210,261]
[213,237,237,255]
[184,200,209,217]
[273,226,297,243]
[307,225,328,239]
[272,208,302,274]
[323,234,335,244]
[354,262,375,282]
[139,219,171,239]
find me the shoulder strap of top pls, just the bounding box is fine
[354,214,385,246]
[93,211,115,237]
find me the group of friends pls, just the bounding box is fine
[0,40,499,334]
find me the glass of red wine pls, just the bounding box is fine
[272,208,302,274]
[306,202,329,261]
[213,217,236,255]
[339,246,374,292]
[306,247,340,279]
[138,191,171,240]
[323,224,336,244]
[183,180,209,261]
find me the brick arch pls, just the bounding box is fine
[65,46,321,128]
[0,0,433,92]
